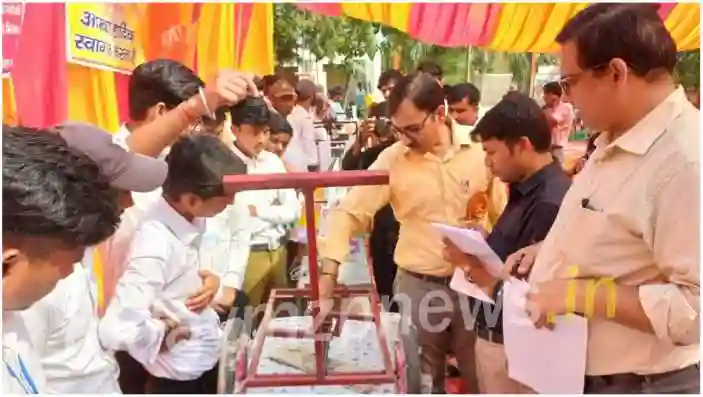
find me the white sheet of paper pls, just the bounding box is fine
[431,223,503,277]
[449,268,495,303]
[502,279,588,394]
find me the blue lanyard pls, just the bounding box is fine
[4,352,38,394]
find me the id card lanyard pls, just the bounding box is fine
[4,352,38,394]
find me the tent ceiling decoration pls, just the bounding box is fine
[297,3,700,52]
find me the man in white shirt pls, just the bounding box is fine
[284,79,320,172]
[19,123,177,394]
[99,134,248,393]
[227,96,301,312]
[2,126,121,394]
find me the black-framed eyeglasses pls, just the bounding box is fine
[558,63,610,95]
[389,112,433,137]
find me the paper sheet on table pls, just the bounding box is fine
[502,279,588,394]
[431,223,503,276]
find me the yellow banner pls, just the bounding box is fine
[66,4,141,74]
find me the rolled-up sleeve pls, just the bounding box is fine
[640,161,699,346]
[320,149,393,264]
[98,228,170,365]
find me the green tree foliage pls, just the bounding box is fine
[273,4,377,67]
[675,51,700,89]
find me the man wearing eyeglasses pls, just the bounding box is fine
[318,72,507,393]
[505,4,699,394]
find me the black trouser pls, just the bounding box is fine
[584,364,700,394]
[370,206,399,312]
[116,290,249,394]
[116,351,149,394]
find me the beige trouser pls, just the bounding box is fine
[393,269,479,394]
[475,337,535,394]
[241,246,287,311]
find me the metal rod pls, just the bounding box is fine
[302,186,326,381]
[246,372,395,388]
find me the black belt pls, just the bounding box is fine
[250,240,286,252]
[584,364,699,393]
[402,269,451,286]
[475,326,503,344]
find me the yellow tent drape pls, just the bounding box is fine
[238,3,275,76]
[341,3,412,33]
[3,78,18,125]
[196,3,236,84]
[67,64,120,132]
[666,3,701,51]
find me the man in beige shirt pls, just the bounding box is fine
[507,4,699,393]
[318,73,507,393]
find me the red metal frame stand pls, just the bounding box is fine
[223,170,394,392]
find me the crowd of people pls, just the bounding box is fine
[2,3,700,395]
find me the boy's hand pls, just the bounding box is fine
[159,317,191,352]
[213,287,237,315]
[186,270,220,312]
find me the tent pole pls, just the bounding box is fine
[466,45,473,82]
[529,52,538,97]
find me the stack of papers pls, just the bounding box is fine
[432,223,503,303]
[432,222,588,394]
[503,279,588,394]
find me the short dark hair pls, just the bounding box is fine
[416,60,443,80]
[543,81,563,97]
[3,125,120,247]
[328,85,344,98]
[261,74,280,93]
[128,59,204,121]
[163,134,247,201]
[388,73,445,116]
[269,112,293,136]
[471,92,552,153]
[229,96,271,127]
[445,83,481,106]
[378,69,404,89]
[556,4,677,77]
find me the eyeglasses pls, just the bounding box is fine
[558,63,609,95]
[389,112,432,137]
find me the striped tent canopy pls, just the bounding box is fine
[297,3,700,52]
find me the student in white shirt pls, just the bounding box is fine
[2,126,121,394]
[113,59,206,213]
[284,79,320,172]
[227,97,301,312]
[106,63,260,394]
[19,123,216,394]
[99,134,247,394]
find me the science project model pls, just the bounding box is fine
[221,170,422,393]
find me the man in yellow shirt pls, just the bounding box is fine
[318,73,507,393]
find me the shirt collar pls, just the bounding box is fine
[402,119,471,162]
[152,197,204,246]
[229,139,258,166]
[512,160,563,197]
[594,86,687,157]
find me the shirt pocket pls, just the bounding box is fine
[565,207,613,270]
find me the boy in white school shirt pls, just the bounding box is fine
[2,126,121,394]
[19,123,213,394]
[99,134,248,394]
[226,97,301,311]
